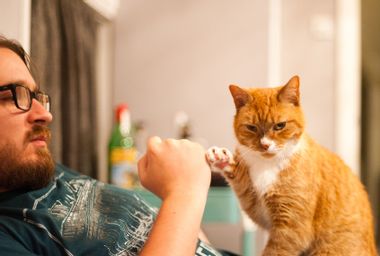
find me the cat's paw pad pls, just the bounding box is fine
[206,146,235,173]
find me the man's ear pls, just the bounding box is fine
[229,85,251,110]
[278,75,300,106]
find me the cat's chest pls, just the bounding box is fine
[249,162,283,196]
[237,145,291,196]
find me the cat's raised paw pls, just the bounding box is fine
[206,146,235,173]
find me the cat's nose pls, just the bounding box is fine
[260,137,273,151]
[261,143,270,151]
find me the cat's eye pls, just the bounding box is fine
[246,124,258,133]
[273,122,286,131]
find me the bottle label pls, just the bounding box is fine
[110,147,139,189]
[110,147,137,163]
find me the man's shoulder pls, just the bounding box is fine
[55,163,83,177]
[53,163,144,201]
[54,163,97,185]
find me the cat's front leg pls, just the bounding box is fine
[262,226,313,256]
[205,146,236,178]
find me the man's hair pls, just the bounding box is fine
[0,35,31,71]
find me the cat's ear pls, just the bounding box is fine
[278,75,300,106]
[229,85,251,110]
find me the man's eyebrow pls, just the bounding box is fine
[9,80,39,91]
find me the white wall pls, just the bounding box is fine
[114,0,269,152]
[96,23,116,182]
[281,0,335,150]
[113,0,340,153]
[0,0,31,52]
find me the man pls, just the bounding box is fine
[0,36,232,256]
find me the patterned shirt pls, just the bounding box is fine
[0,164,222,256]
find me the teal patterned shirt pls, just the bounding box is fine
[0,164,223,256]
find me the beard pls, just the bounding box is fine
[0,126,55,191]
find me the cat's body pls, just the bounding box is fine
[206,76,377,255]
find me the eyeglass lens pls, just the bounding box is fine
[15,85,50,112]
[15,85,31,110]
[36,93,50,112]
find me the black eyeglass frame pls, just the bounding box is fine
[0,84,51,112]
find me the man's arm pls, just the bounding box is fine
[141,193,207,255]
[138,137,211,256]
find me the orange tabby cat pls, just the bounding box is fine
[206,76,377,255]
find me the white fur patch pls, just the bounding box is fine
[260,136,276,153]
[237,137,302,197]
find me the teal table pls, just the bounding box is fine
[136,187,240,223]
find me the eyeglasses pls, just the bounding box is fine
[0,84,50,112]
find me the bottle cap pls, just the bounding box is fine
[116,104,129,122]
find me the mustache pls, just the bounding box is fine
[26,125,52,144]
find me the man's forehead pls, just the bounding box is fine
[0,48,37,90]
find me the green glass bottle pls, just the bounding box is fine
[108,104,139,188]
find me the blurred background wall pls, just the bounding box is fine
[113,0,336,156]
[0,0,30,51]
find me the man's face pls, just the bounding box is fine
[0,47,55,191]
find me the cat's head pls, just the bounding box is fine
[230,75,305,158]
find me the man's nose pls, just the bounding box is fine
[27,98,53,125]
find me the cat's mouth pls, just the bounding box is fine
[261,152,276,158]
